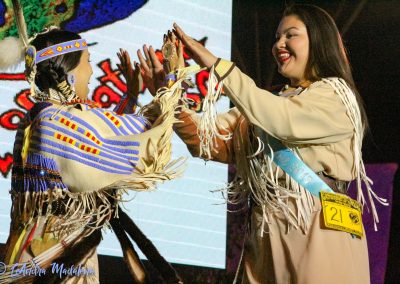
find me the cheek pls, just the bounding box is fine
[87,67,93,82]
[299,41,310,61]
[74,78,89,99]
[87,64,93,75]
[76,76,87,92]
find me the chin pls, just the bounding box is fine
[278,68,290,79]
[79,88,90,100]
[76,92,88,101]
[278,68,298,81]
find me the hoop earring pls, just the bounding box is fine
[67,73,76,87]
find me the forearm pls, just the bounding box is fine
[114,93,138,115]
[214,60,353,144]
[174,108,235,164]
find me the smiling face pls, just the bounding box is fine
[272,15,310,87]
[69,49,93,100]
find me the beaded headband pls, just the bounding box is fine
[25,38,88,67]
[24,38,88,103]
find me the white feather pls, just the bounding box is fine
[0,37,25,70]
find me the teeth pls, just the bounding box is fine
[278,53,290,59]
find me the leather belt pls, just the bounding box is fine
[317,172,349,194]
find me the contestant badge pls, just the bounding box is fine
[320,191,363,237]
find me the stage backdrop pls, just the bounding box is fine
[0,0,232,269]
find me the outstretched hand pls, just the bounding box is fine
[137,45,164,96]
[117,48,142,101]
[173,23,218,68]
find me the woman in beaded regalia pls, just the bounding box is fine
[139,4,387,284]
[0,3,186,283]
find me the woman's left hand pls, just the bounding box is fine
[117,48,142,102]
[173,23,218,68]
[162,30,185,74]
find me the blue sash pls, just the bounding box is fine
[255,127,334,197]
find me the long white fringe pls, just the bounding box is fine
[202,70,385,233]
[200,68,316,233]
[322,77,388,230]
[197,65,232,159]
[227,131,316,234]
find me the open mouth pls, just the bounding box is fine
[277,51,291,63]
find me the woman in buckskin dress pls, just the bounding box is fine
[139,4,386,284]
[1,24,184,283]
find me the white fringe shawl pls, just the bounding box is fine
[227,128,316,234]
[322,77,388,230]
[197,69,317,233]
[197,65,232,159]
[198,71,386,233]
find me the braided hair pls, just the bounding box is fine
[28,29,82,100]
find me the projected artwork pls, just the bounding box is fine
[0,0,233,269]
[0,0,148,36]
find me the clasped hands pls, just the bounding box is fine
[117,23,218,99]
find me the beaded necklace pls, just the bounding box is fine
[278,84,304,97]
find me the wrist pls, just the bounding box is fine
[164,72,177,88]
[205,56,219,69]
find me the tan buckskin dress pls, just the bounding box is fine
[2,83,183,283]
[174,59,370,284]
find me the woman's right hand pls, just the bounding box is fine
[173,23,218,69]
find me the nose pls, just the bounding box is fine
[276,36,286,49]
[272,37,285,56]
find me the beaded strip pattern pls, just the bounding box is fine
[35,39,88,64]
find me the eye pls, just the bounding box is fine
[286,33,297,39]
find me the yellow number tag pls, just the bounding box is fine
[320,191,363,238]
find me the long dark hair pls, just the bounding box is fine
[282,4,368,134]
[29,29,82,92]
